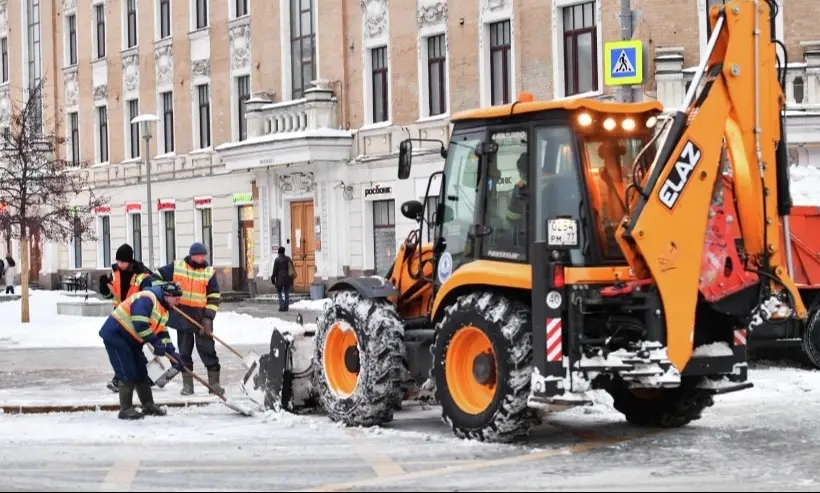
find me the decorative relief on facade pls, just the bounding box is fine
[417,0,446,28]
[123,54,139,93]
[278,172,316,195]
[481,0,508,14]
[64,71,79,108]
[62,0,76,12]
[0,0,8,35]
[361,0,388,39]
[229,24,251,71]
[192,59,211,78]
[93,84,108,102]
[155,44,173,87]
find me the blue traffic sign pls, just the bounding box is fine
[604,40,643,86]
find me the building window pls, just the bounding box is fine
[126,0,137,48]
[195,0,208,29]
[236,0,248,18]
[1,37,7,83]
[72,216,82,269]
[197,84,210,149]
[237,75,250,141]
[373,200,396,276]
[489,20,511,106]
[164,211,176,264]
[95,5,106,59]
[101,216,111,267]
[159,0,171,39]
[128,99,140,159]
[161,91,174,153]
[131,214,142,262]
[562,2,597,96]
[371,46,388,123]
[27,0,43,133]
[427,34,447,116]
[67,14,77,65]
[98,106,108,163]
[290,0,316,99]
[69,112,79,166]
[201,209,213,265]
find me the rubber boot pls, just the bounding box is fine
[135,381,167,417]
[107,376,120,393]
[207,368,225,395]
[180,374,194,396]
[118,381,144,420]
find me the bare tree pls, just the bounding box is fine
[0,78,109,322]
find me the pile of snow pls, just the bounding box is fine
[0,290,312,349]
[290,298,331,312]
[789,164,820,206]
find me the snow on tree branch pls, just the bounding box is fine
[0,78,110,243]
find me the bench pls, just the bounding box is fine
[60,272,89,293]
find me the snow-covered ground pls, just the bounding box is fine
[290,298,331,312]
[0,290,312,349]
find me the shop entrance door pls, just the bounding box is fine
[289,200,315,292]
[237,205,254,291]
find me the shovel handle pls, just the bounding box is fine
[165,353,228,403]
[169,305,245,360]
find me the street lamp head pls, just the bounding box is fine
[131,114,159,139]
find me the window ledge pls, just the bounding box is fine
[189,146,214,155]
[556,89,604,101]
[154,152,176,160]
[358,121,393,133]
[188,27,210,39]
[121,46,139,57]
[415,113,450,124]
[62,64,78,75]
[0,81,9,88]
[229,15,250,28]
[121,157,142,165]
[90,161,110,168]
[154,37,173,48]
[91,57,107,67]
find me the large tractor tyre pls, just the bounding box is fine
[431,291,540,443]
[800,304,820,369]
[313,289,406,427]
[606,378,715,428]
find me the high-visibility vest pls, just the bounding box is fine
[172,259,214,309]
[111,271,149,308]
[111,291,170,343]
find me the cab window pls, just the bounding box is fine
[482,129,528,261]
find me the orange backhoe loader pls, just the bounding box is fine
[241,0,808,443]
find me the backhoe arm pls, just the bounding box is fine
[614,0,806,371]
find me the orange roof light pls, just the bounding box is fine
[518,92,534,103]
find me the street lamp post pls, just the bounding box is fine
[131,114,159,269]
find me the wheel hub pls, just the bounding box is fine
[344,345,360,373]
[472,352,496,385]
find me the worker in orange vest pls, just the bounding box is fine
[98,282,185,420]
[99,243,154,393]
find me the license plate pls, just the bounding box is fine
[547,218,579,249]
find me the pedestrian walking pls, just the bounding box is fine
[270,246,296,312]
[3,256,15,294]
[98,282,185,420]
[154,242,223,396]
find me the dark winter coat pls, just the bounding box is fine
[271,254,294,287]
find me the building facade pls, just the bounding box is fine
[1,0,818,293]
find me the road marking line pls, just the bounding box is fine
[98,460,140,492]
[300,436,635,492]
[344,429,406,477]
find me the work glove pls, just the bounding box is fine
[201,317,214,336]
[98,275,112,296]
[150,339,166,357]
[167,351,185,372]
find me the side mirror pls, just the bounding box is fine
[400,200,424,221]
[398,140,412,180]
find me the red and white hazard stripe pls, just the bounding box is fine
[546,318,563,362]
[734,329,747,346]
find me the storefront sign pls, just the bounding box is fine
[157,199,175,211]
[95,205,111,216]
[125,202,142,213]
[232,192,253,205]
[194,196,212,209]
[259,157,275,166]
[364,184,392,198]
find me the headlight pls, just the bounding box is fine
[603,118,616,131]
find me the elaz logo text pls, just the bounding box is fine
[658,140,701,209]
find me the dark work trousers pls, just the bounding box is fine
[277,285,291,310]
[177,329,220,371]
[103,331,149,383]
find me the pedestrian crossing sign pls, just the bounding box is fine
[604,40,643,86]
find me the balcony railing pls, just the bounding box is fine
[244,80,340,140]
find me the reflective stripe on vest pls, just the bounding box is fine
[172,259,213,309]
[111,291,170,343]
[111,271,148,308]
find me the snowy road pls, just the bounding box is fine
[3,344,820,491]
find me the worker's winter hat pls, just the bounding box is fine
[189,242,208,256]
[115,244,134,262]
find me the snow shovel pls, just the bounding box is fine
[169,305,261,370]
[164,353,256,417]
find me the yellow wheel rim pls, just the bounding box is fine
[324,322,359,397]
[445,326,498,415]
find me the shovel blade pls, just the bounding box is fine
[221,397,257,417]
